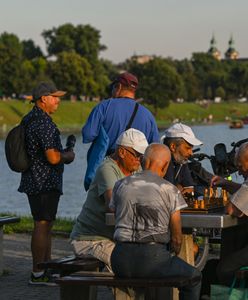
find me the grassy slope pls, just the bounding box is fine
[0,100,248,129]
[0,100,248,131]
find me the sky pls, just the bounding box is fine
[0,0,247,63]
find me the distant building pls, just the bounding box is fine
[225,35,239,60]
[207,34,241,61]
[207,34,221,60]
[131,54,154,64]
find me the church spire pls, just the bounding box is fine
[225,34,239,60]
[208,33,221,60]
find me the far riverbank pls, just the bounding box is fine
[0,100,247,134]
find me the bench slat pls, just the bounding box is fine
[57,275,201,288]
[0,216,20,225]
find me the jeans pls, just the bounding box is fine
[111,243,202,300]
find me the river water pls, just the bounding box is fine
[1,124,247,219]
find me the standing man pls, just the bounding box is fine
[161,123,206,197]
[18,82,75,285]
[70,129,148,271]
[110,144,201,300]
[82,72,159,153]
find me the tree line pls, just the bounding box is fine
[0,22,248,112]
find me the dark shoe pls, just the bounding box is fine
[29,272,57,286]
[46,268,60,278]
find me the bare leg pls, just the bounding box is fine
[31,220,53,272]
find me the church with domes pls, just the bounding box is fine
[207,34,239,60]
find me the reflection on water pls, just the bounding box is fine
[0,124,247,218]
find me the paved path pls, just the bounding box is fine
[0,233,113,300]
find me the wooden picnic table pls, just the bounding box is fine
[106,212,246,300]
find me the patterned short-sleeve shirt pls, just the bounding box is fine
[18,105,64,195]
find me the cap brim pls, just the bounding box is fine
[184,136,203,146]
[50,91,66,97]
[133,144,147,154]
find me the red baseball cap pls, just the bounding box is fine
[112,72,138,89]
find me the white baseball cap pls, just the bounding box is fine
[162,123,203,146]
[116,128,148,154]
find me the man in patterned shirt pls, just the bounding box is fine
[18,82,75,286]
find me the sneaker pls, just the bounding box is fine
[46,268,60,278]
[29,272,57,286]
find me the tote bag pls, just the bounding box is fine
[211,267,248,300]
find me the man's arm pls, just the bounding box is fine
[211,176,241,194]
[103,189,113,212]
[169,210,183,255]
[45,149,75,165]
[82,105,104,143]
[226,201,244,217]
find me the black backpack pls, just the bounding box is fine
[5,117,33,172]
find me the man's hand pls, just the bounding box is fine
[211,175,226,187]
[170,210,182,255]
[60,150,75,164]
[211,175,241,194]
[181,187,194,196]
[226,201,244,218]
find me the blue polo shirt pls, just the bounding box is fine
[82,98,159,152]
[18,105,64,195]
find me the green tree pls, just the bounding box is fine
[215,86,226,99]
[42,23,106,64]
[175,59,201,101]
[48,51,97,98]
[129,57,184,114]
[22,39,44,60]
[191,53,224,99]
[225,61,248,99]
[0,32,23,96]
[20,57,49,94]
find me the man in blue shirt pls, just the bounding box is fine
[82,72,159,153]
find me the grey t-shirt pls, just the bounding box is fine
[111,170,187,243]
[70,157,125,240]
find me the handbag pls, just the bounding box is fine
[211,267,248,300]
[83,102,139,191]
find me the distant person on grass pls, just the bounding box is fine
[18,82,75,286]
[70,129,148,271]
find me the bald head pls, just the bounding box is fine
[235,142,248,179]
[142,143,171,177]
[236,143,248,160]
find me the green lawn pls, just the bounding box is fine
[0,99,247,131]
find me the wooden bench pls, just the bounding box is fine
[37,254,104,276]
[57,272,201,300]
[0,216,20,274]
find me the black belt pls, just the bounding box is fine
[118,241,166,245]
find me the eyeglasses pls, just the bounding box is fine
[122,147,143,159]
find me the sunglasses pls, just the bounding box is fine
[122,147,143,159]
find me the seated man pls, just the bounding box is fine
[161,123,205,197]
[110,143,202,300]
[216,142,248,285]
[70,128,148,271]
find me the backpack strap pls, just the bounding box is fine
[125,102,139,130]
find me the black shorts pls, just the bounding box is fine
[28,190,60,221]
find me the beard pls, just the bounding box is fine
[173,152,188,164]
